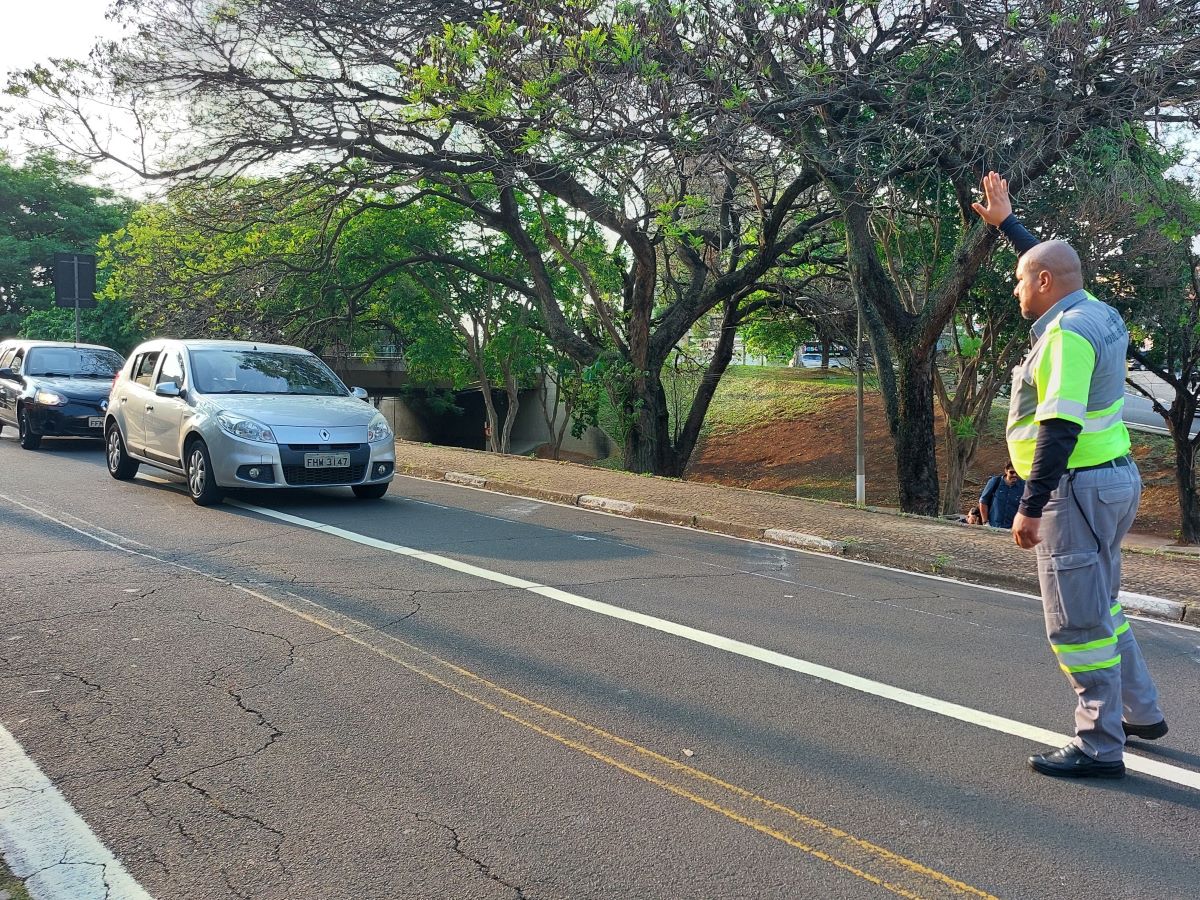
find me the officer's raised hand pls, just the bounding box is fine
[972,171,1012,226]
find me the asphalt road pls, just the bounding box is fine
[2,434,1199,900]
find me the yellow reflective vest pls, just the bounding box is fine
[1006,291,1131,479]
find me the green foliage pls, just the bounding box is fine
[0,152,133,336]
[741,304,816,360]
[18,299,142,354]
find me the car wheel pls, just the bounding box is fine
[106,424,140,480]
[17,406,41,450]
[352,482,389,500]
[186,440,224,506]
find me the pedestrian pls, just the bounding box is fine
[978,461,1024,529]
[972,171,1167,778]
[965,507,982,526]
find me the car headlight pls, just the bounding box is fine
[34,389,68,407]
[367,413,392,443]
[216,411,276,443]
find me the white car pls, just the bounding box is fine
[797,352,853,369]
[105,339,395,505]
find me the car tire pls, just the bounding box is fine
[17,406,42,450]
[106,424,140,480]
[185,440,224,506]
[352,482,389,500]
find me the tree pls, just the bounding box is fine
[1130,248,1200,543]
[0,152,132,336]
[683,1,1200,514]
[16,0,839,477]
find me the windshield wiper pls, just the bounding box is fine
[31,372,73,377]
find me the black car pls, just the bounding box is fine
[0,340,125,450]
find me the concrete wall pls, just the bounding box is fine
[378,397,432,443]
[379,382,616,460]
[510,381,616,460]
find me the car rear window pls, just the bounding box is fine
[24,347,124,378]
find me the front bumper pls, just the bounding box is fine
[206,430,396,489]
[25,400,107,438]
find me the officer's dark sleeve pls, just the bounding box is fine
[1019,419,1082,518]
[998,214,1040,256]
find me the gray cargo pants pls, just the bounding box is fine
[1035,460,1163,762]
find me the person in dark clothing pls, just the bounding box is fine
[978,461,1024,528]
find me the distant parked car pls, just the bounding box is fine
[105,339,395,505]
[0,339,125,450]
[797,352,853,369]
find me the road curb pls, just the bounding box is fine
[578,495,637,515]
[1117,591,1187,623]
[395,465,1191,624]
[763,529,847,553]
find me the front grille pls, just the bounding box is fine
[287,443,360,451]
[282,463,366,486]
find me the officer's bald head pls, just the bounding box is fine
[1014,240,1085,319]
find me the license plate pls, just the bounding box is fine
[88,417,103,428]
[304,452,350,469]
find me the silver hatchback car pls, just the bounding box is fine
[105,339,395,505]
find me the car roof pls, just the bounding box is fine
[136,339,311,354]
[0,339,118,352]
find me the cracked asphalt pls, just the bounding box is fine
[2,437,1200,899]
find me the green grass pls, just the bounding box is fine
[0,856,31,900]
[595,364,858,447]
[698,366,856,437]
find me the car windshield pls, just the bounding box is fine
[189,349,347,396]
[25,347,123,377]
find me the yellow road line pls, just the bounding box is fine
[4,493,1000,899]
[265,591,999,899]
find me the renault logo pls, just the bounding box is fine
[100,399,108,411]
[320,429,331,441]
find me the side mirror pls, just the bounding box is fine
[154,381,183,398]
[0,368,13,379]
[351,386,369,401]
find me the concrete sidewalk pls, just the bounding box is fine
[393,440,1200,626]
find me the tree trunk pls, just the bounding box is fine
[941,432,980,517]
[499,364,519,454]
[1169,392,1200,543]
[1171,433,1200,544]
[892,348,941,516]
[537,368,571,461]
[666,298,741,476]
[843,201,941,515]
[622,369,671,474]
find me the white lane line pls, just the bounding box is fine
[396,475,1200,634]
[0,724,153,900]
[230,500,1200,791]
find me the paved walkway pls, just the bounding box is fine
[393,441,1200,625]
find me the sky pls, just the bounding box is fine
[0,0,117,85]
[0,0,145,188]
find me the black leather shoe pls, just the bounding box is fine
[1123,720,1168,741]
[1029,744,1125,778]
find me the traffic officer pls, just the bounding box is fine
[973,171,1168,778]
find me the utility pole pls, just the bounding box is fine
[855,306,865,507]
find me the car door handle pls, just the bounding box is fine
[145,405,154,412]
